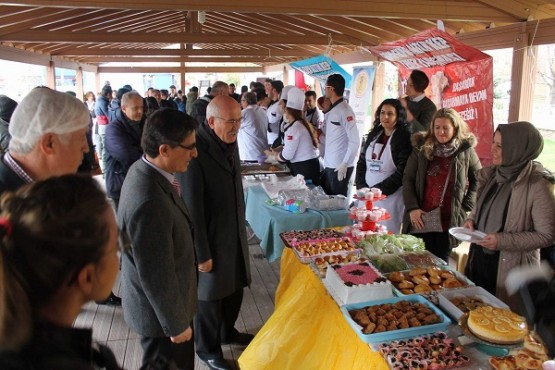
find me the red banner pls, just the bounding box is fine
[368,29,494,165]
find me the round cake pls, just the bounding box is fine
[467,306,527,344]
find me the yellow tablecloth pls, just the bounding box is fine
[238,248,389,370]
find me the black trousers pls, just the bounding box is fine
[194,289,244,361]
[140,332,195,370]
[413,231,451,263]
[288,157,321,186]
[320,166,354,196]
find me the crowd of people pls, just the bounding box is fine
[0,68,553,370]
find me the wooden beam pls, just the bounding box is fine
[12,1,520,22]
[53,47,316,57]
[0,30,356,45]
[77,56,287,63]
[508,25,536,121]
[98,66,264,73]
[46,60,56,89]
[473,0,555,20]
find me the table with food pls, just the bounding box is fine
[239,187,554,370]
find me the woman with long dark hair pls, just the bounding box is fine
[0,175,121,369]
[274,87,320,185]
[355,98,412,233]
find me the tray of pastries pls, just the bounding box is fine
[385,266,473,296]
[280,229,344,248]
[310,252,367,278]
[291,238,360,264]
[438,286,509,321]
[377,332,471,370]
[341,295,451,343]
[489,333,550,370]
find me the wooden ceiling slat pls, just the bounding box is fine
[0,8,85,36]
[339,16,419,40]
[255,14,329,36]
[295,14,382,45]
[78,56,286,63]
[11,1,521,22]
[0,30,357,45]
[83,10,172,32]
[52,47,315,57]
[52,10,148,31]
[210,12,274,36]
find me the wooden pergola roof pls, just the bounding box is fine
[2,1,555,72]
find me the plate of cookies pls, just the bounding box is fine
[385,266,473,296]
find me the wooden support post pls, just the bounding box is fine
[76,66,84,100]
[46,60,56,89]
[508,24,537,122]
[371,61,385,119]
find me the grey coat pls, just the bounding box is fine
[118,159,197,338]
[402,134,481,249]
[177,124,251,301]
[467,163,555,307]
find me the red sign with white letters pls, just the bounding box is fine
[369,28,494,165]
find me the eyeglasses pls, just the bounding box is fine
[215,116,242,125]
[174,142,197,151]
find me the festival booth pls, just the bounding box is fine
[238,30,551,370]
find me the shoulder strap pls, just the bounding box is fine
[439,162,453,206]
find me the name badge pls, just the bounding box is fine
[369,162,382,172]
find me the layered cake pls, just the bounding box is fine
[467,306,527,344]
[325,261,392,304]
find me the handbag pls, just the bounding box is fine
[411,164,453,234]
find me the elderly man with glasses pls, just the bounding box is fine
[178,95,252,370]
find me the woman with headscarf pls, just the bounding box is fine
[403,108,481,262]
[464,121,555,308]
[355,98,412,233]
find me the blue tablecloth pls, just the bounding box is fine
[245,185,351,262]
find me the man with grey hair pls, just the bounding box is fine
[0,87,90,193]
[178,95,252,370]
[238,91,268,161]
[190,81,229,126]
[105,90,145,209]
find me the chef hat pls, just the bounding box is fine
[280,85,294,102]
[286,87,305,111]
[9,87,89,154]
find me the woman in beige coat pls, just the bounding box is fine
[464,121,555,308]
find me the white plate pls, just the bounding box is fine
[449,227,487,243]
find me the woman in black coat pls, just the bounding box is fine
[355,98,412,233]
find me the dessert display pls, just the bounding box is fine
[293,238,358,262]
[438,286,509,321]
[449,296,487,313]
[312,253,367,277]
[367,250,446,274]
[386,267,468,295]
[467,306,527,345]
[348,299,443,335]
[358,234,425,255]
[280,229,343,245]
[324,261,392,304]
[378,332,470,370]
[489,336,548,370]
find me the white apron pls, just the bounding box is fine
[363,131,405,233]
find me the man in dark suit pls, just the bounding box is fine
[0,87,90,194]
[118,108,198,370]
[104,90,144,210]
[178,95,252,370]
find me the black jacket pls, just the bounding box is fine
[0,155,26,195]
[190,95,212,125]
[355,122,412,195]
[0,322,121,370]
[104,114,143,200]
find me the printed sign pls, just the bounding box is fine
[290,55,352,88]
[369,29,494,165]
